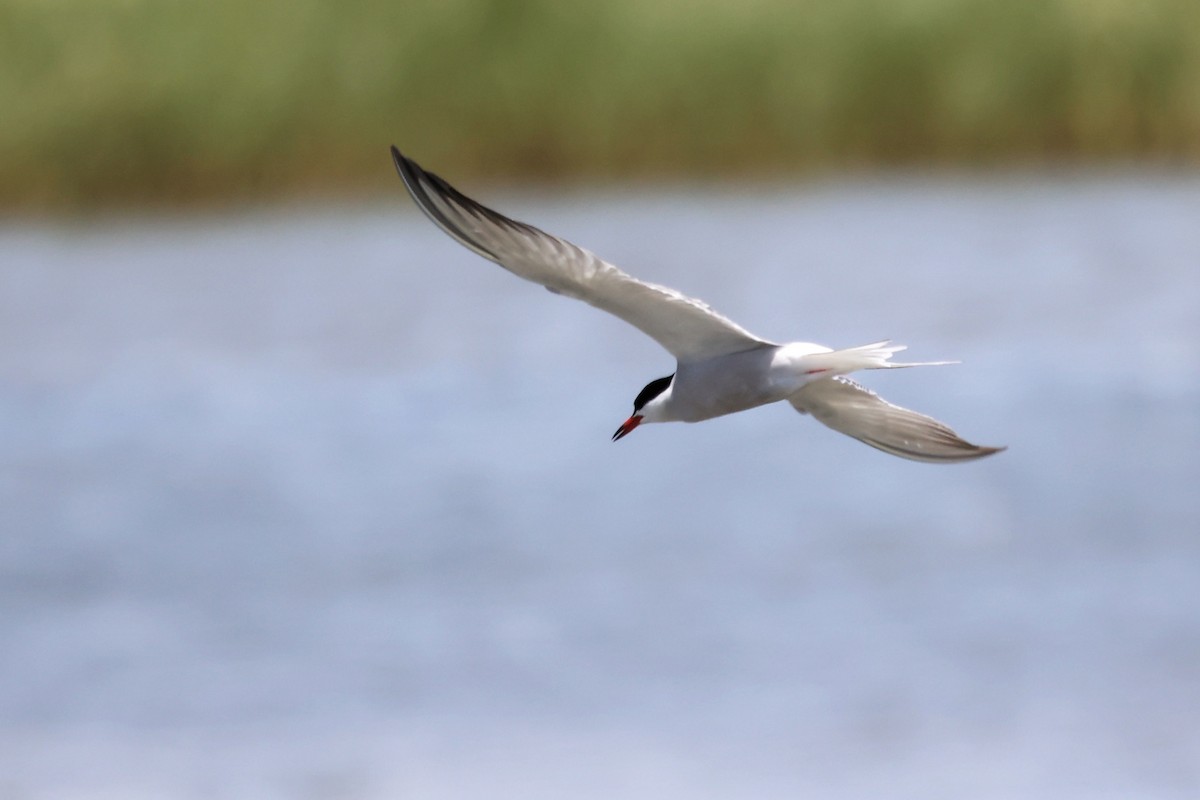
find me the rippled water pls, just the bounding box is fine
[2,173,1198,799]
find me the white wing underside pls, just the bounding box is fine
[790,377,1004,463]
[392,147,772,362]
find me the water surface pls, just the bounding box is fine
[1,173,1198,799]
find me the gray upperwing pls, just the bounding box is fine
[392,147,772,362]
[790,376,1005,463]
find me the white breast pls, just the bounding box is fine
[667,346,786,422]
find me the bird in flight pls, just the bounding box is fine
[391,146,1003,463]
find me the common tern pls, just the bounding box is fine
[392,146,1004,463]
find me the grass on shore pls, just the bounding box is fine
[3,0,1199,211]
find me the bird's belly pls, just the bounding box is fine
[671,353,790,422]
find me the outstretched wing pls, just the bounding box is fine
[392,147,771,362]
[790,377,1004,463]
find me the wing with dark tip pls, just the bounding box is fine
[391,146,772,362]
[789,377,1005,463]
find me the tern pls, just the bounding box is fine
[391,146,1004,463]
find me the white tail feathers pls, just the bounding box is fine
[803,340,958,374]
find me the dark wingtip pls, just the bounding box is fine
[389,145,418,183]
[940,442,1007,462]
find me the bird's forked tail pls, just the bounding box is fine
[801,340,957,375]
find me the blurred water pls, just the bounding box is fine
[1,173,1198,799]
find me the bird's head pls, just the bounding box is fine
[612,374,674,441]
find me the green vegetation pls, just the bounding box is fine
[3,0,1198,210]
